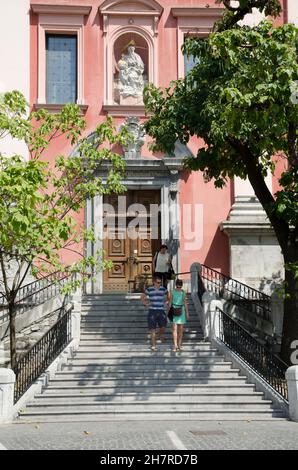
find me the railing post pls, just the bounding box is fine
[0,368,15,423]
[270,290,284,350]
[70,278,82,350]
[190,262,201,294]
[202,292,222,340]
[286,366,298,422]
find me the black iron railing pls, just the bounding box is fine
[0,271,71,324]
[200,264,271,321]
[217,307,288,401]
[13,305,73,403]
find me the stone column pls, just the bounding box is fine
[286,366,298,422]
[0,368,15,424]
[93,194,103,294]
[85,198,93,294]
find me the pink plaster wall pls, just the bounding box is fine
[29,0,287,274]
[179,134,231,274]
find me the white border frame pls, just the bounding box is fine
[37,14,85,105]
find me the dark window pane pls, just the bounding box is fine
[46,34,77,104]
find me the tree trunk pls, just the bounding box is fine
[9,304,17,370]
[280,247,298,365]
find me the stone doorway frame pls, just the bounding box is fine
[85,158,183,294]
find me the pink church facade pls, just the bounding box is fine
[3,0,294,293]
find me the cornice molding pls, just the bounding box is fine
[171,7,223,18]
[31,4,92,16]
[99,0,163,16]
[34,103,88,115]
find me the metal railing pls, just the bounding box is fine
[0,271,71,324]
[13,305,73,403]
[199,264,271,321]
[217,307,288,401]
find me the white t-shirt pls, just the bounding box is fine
[155,252,169,273]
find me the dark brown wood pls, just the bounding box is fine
[103,190,161,292]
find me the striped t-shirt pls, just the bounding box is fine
[145,286,168,310]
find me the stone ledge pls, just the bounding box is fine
[31,4,92,15]
[33,103,88,115]
[103,104,147,117]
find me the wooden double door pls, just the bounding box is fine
[103,190,161,292]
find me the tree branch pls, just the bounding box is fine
[0,253,9,300]
[287,122,298,170]
[230,138,290,251]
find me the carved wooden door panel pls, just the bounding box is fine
[103,190,160,292]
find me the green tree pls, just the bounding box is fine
[144,16,298,363]
[214,1,282,32]
[0,91,129,368]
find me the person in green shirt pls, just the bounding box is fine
[168,279,189,352]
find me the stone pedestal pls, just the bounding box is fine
[0,368,15,424]
[119,95,143,105]
[286,366,298,422]
[202,293,222,340]
[221,195,284,293]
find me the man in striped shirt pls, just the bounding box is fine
[141,275,169,351]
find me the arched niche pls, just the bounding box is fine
[99,0,162,111]
[113,32,149,104]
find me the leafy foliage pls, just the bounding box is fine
[0,91,129,301]
[144,13,298,360]
[144,22,298,227]
[214,1,282,32]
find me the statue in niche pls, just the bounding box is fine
[115,40,145,105]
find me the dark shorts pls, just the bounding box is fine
[148,309,167,330]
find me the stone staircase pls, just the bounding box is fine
[17,294,285,422]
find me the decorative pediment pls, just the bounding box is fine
[99,0,163,16]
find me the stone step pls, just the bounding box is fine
[69,352,224,361]
[36,390,263,400]
[80,323,201,329]
[76,343,214,351]
[78,338,205,344]
[24,400,273,411]
[32,397,268,406]
[66,360,227,368]
[79,332,204,337]
[61,364,235,373]
[52,372,246,387]
[48,377,248,386]
[17,411,285,422]
[79,326,202,332]
[81,308,195,312]
[81,307,196,312]
[53,371,243,380]
[44,383,257,393]
[80,319,198,324]
[77,341,202,346]
[73,351,223,358]
[16,292,284,423]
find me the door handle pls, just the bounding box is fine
[126,256,139,264]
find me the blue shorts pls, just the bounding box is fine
[148,309,167,330]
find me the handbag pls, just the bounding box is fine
[167,264,175,280]
[170,305,182,316]
[167,307,174,321]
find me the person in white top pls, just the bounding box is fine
[152,244,172,288]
